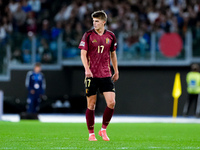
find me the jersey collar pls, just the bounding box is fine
[93,29,107,35]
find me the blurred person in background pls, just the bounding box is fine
[21,0,32,13]
[0,21,6,44]
[183,64,200,118]
[8,0,19,14]
[63,22,83,58]
[62,23,76,58]
[51,21,63,41]
[28,0,41,13]
[39,38,54,64]
[54,3,67,22]
[25,63,46,113]
[26,11,37,34]
[13,3,27,33]
[2,16,13,35]
[40,19,51,42]
[49,21,63,59]
[21,31,34,63]
[11,47,23,64]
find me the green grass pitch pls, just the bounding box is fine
[0,121,200,149]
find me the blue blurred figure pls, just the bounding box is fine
[41,19,51,42]
[25,63,46,113]
[51,21,63,40]
[50,21,63,59]
[21,31,34,63]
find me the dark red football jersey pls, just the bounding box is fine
[79,29,117,78]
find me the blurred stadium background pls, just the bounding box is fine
[0,0,200,117]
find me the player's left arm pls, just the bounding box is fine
[42,74,46,94]
[111,51,119,82]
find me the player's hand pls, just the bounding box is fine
[85,69,93,78]
[112,72,119,82]
[30,90,35,94]
[40,95,48,100]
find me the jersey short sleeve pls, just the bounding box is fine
[78,32,89,51]
[110,33,117,52]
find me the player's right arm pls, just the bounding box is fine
[79,32,93,78]
[81,50,93,78]
[25,71,35,94]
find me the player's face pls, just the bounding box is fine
[93,18,105,30]
[34,66,41,73]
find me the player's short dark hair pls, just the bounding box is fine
[191,63,199,72]
[91,10,107,22]
[34,62,41,68]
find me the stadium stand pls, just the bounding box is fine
[0,0,200,68]
[0,0,200,115]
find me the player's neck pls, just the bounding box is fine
[95,27,105,36]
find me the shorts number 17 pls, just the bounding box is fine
[85,78,91,87]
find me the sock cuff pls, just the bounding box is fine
[87,108,95,112]
[89,129,94,134]
[101,125,107,130]
[106,106,114,110]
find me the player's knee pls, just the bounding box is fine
[87,102,96,110]
[107,100,115,109]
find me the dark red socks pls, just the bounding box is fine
[86,108,95,133]
[102,106,114,129]
[86,107,114,133]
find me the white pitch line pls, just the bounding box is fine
[38,115,200,124]
[1,114,20,122]
[1,114,200,123]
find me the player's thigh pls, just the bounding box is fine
[86,94,97,104]
[103,92,116,108]
[99,77,115,94]
[86,94,97,110]
[85,77,98,97]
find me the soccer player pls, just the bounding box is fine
[25,63,46,113]
[79,10,119,141]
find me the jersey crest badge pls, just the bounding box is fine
[106,38,110,44]
[92,39,97,43]
[80,41,85,46]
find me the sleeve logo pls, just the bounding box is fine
[114,43,117,46]
[80,41,85,46]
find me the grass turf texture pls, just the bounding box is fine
[0,121,200,149]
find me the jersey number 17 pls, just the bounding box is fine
[98,45,104,53]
